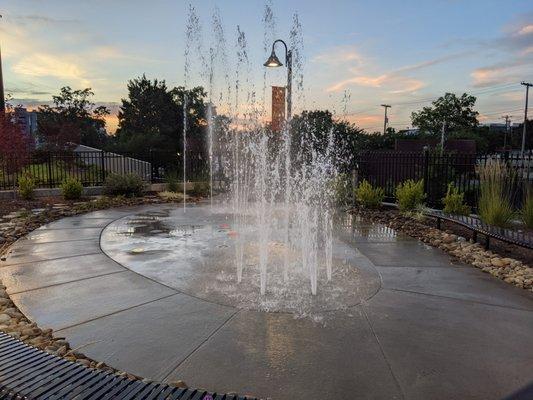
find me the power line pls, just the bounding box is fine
[345,82,521,116]
[389,84,519,108]
[482,107,531,117]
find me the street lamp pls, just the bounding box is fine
[264,39,292,121]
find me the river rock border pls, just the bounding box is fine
[355,208,533,292]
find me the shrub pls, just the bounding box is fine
[522,193,533,229]
[331,173,353,206]
[165,171,180,192]
[103,173,145,197]
[355,180,384,209]
[395,179,425,212]
[477,159,515,228]
[189,181,210,197]
[61,178,83,200]
[442,184,470,215]
[18,174,35,200]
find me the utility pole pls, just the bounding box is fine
[501,115,511,150]
[381,104,391,135]
[521,81,532,155]
[0,15,5,115]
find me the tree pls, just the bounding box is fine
[411,93,479,135]
[38,87,110,149]
[290,110,386,171]
[0,113,32,173]
[111,75,208,155]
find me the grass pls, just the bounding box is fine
[521,188,533,229]
[477,159,515,228]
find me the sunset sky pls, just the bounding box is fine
[1,0,532,133]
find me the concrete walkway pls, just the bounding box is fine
[1,204,532,400]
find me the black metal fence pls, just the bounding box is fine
[0,150,209,190]
[146,150,209,184]
[356,151,533,208]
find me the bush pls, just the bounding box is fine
[18,174,35,200]
[477,159,515,228]
[395,179,425,212]
[189,181,210,197]
[331,173,353,206]
[61,178,83,200]
[522,192,533,229]
[103,173,145,197]
[442,184,470,215]
[165,171,180,192]
[355,180,384,209]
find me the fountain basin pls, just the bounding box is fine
[101,203,380,315]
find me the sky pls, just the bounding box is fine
[1,0,532,133]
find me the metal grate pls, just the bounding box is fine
[0,332,257,400]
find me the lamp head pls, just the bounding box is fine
[264,50,283,67]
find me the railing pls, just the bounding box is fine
[426,210,533,250]
[0,150,209,190]
[355,151,533,208]
[147,150,209,184]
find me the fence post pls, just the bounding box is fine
[100,150,106,185]
[149,150,154,183]
[47,152,54,189]
[423,147,430,198]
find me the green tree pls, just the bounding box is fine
[411,93,479,135]
[111,75,207,155]
[38,87,110,149]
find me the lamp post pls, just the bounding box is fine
[264,39,292,121]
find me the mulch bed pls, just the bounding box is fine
[0,196,78,218]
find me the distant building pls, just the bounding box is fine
[481,122,520,133]
[271,86,286,133]
[398,128,420,136]
[14,107,39,144]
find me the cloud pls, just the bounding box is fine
[470,59,532,87]
[327,71,425,94]
[395,52,470,74]
[10,14,80,26]
[344,113,382,126]
[5,87,51,96]
[471,18,533,87]
[322,48,465,94]
[12,53,90,86]
[516,24,533,36]
[312,46,364,66]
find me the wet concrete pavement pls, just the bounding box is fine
[0,204,532,400]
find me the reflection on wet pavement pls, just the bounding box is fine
[101,204,384,316]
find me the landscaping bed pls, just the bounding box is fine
[353,207,533,292]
